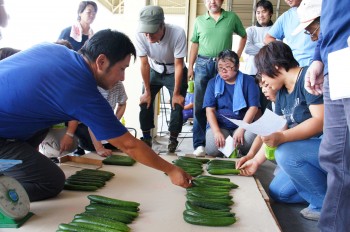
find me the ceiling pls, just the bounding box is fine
[96,0,290,28]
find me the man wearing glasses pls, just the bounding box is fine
[202,49,260,157]
[264,0,316,67]
[135,6,188,153]
[291,0,321,41]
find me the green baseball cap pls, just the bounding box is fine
[138,6,164,34]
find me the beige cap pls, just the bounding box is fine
[292,0,322,36]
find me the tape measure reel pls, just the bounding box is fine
[0,175,33,228]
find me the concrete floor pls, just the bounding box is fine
[152,104,320,232]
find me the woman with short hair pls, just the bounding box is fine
[58,1,97,51]
[238,41,326,221]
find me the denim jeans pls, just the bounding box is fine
[269,138,327,211]
[193,56,217,149]
[140,68,188,134]
[75,123,95,151]
[318,75,350,232]
[0,128,65,202]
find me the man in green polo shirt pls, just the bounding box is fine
[188,0,247,157]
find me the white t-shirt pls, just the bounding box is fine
[243,25,271,75]
[135,24,187,74]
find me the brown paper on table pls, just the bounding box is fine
[59,155,102,169]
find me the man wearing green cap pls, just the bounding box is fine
[135,5,188,153]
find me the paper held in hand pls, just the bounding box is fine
[328,46,350,100]
[223,109,287,136]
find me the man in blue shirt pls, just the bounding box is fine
[0,29,192,202]
[304,0,350,230]
[264,0,316,67]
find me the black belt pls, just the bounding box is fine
[153,60,174,75]
[197,54,216,61]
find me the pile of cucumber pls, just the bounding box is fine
[64,169,115,191]
[206,159,240,175]
[57,194,140,232]
[184,175,238,227]
[102,154,136,166]
[172,156,209,177]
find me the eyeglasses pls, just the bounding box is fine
[218,66,236,72]
[304,25,320,38]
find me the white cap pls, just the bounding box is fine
[292,0,322,36]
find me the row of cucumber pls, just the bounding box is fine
[172,156,209,177]
[57,194,140,232]
[206,159,241,175]
[64,169,115,192]
[102,154,136,166]
[183,175,238,227]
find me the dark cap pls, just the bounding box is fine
[138,6,164,33]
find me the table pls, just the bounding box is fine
[4,153,281,232]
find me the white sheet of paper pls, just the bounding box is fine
[223,109,286,136]
[218,135,235,158]
[328,47,350,100]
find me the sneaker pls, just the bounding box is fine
[300,207,321,221]
[193,146,206,157]
[168,140,178,153]
[73,146,85,156]
[140,137,152,147]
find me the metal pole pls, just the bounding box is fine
[227,0,233,11]
[252,0,257,26]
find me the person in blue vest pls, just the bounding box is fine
[0,29,192,202]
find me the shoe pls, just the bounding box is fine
[168,140,178,153]
[300,207,321,221]
[140,137,152,147]
[193,146,206,157]
[73,146,85,156]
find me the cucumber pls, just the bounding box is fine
[85,204,139,218]
[207,159,236,165]
[58,223,96,232]
[73,215,130,232]
[207,168,241,176]
[183,210,236,227]
[191,180,233,190]
[187,191,233,200]
[87,195,140,208]
[185,201,234,217]
[102,155,136,166]
[63,183,98,191]
[178,156,210,163]
[174,158,202,165]
[89,202,140,212]
[189,200,231,210]
[186,195,233,206]
[69,222,121,232]
[79,169,115,176]
[65,180,105,188]
[83,211,133,224]
[173,160,202,168]
[193,178,237,188]
[196,175,231,182]
[187,187,231,195]
[68,175,109,181]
